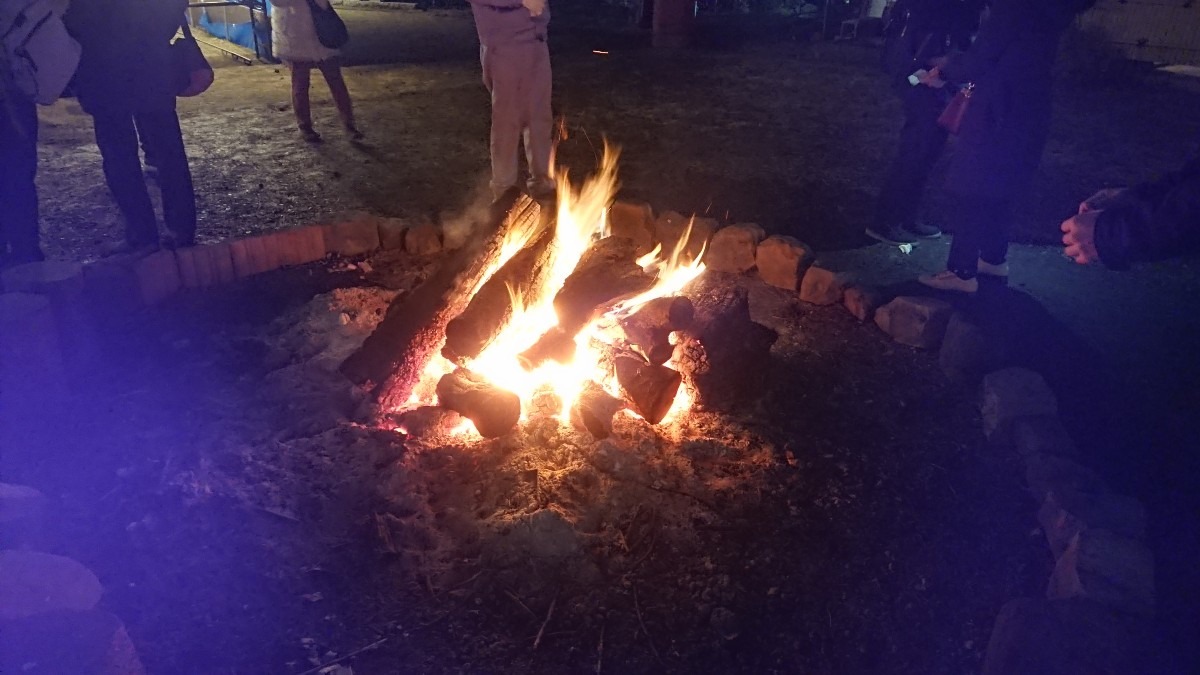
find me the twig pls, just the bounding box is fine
[633,588,664,666]
[295,636,388,675]
[505,589,538,619]
[533,598,557,651]
[449,569,483,591]
[595,623,605,674]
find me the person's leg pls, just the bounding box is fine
[945,192,987,279]
[523,40,555,196]
[871,86,948,242]
[0,96,44,264]
[317,60,360,137]
[290,61,318,140]
[137,109,197,247]
[979,198,1013,267]
[482,44,524,197]
[92,111,159,248]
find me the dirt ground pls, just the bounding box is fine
[6,8,1200,674]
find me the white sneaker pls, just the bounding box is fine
[977,259,1010,278]
[918,270,979,293]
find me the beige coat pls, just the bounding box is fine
[270,0,339,63]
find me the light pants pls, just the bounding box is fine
[481,39,554,196]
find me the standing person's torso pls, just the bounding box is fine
[270,0,339,63]
[469,1,550,47]
[64,0,186,113]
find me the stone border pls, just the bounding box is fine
[330,0,419,10]
[2,201,1154,671]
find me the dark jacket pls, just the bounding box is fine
[881,0,983,82]
[1095,152,1200,269]
[941,0,1095,200]
[64,0,186,115]
[468,0,549,48]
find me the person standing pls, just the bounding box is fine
[270,0,361,143]
[66,0,198,253]
[915,0,1099,292]
[468,0,555,199]
[867,0,983,246]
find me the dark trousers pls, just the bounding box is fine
[92,108,196,247]
[946,192,1012,279]
[289,59,355,131]
[0,95,42,263]
[873,85,949,229]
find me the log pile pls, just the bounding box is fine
[343,194,769,440]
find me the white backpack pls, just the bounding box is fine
[1,0,81,105]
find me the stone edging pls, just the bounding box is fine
[1,202,1154,671]
[330,0,419,10]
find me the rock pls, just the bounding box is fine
[981,368,1058,440]
[0,609,145,675]
[755,235,813,291]
[1048,529,1155,617]
[710,607,741,640]
[1039,489,1147,559]
[873,296,954,349]
[274,228,325,268]
[607,201,657,256]
[655,211,714,263]
[0,483,45,524]
[939,312,995,382]
[323,212,382,257]
[405,222,443,256]
[1011,416,1078,459]
[798,265,847,305]
[842,285,882,322]
[378,218,410,251]
[704,224,763,274]
[1025,454,1106,504]
[0,550,103,620]
[983,597,1150,675]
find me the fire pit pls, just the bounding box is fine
[343,148,777,442]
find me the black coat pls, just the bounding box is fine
[1095,152,1200,269]
[941,0,1093,200]
[65,0,187,115]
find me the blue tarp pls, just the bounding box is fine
[196,3,270,54]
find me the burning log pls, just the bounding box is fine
[620,296,694,365]
[675,278,777,412]
[521,237,655,369]
[570,381,625,439]
[435,369,521,439]
[442,224,556,363]
[341,190,544,410]
[615,354,682,425]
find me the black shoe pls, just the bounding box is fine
[903,221,942,239]
[865,224,917,246]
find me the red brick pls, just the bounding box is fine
[133,250,181,305]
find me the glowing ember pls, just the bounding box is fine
[398,145,707,436]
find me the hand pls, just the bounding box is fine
[1078,187,1125,214]
[926,55,950,69]
[1061,210,1101,265]
[522,0,546,16]
[917,66,947,89]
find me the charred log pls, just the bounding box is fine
[675,278,777,412]
[570,381,626,439]
[387,406,463,439]
[435,369,522,439]
[615,354,682,425]
[521,237,656,369]
[442,224,556,364]
[340,190,544,410]
[620,296,695,365]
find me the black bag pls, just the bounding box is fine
[306,0,349,50]
[171,23,214,97]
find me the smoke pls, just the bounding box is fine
[438,176,497,252]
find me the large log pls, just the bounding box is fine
[570,381,626,439]
[435,369,522,439]
[340,190,543,410]
[615,353,682,425]
[520,237,655,369]
[675,277,777,412]
[442,223,556,364]
[620,296,694,365]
